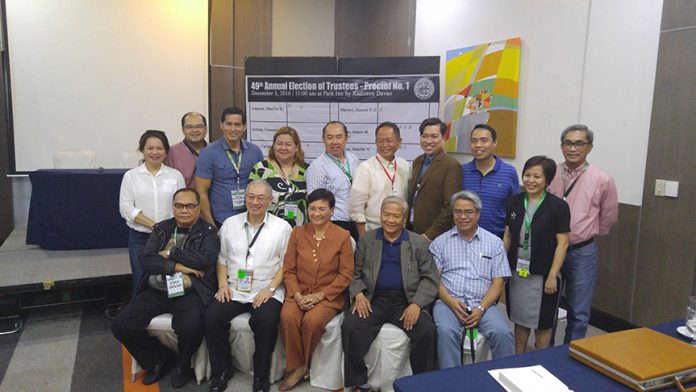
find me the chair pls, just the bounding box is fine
[130,313,208,384]
[309,314,413,392]
[461,328,492,365]
[53,149,96,168]
[309,313,345,389]
[362,323,413,391]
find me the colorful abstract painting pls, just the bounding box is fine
[444,37,520,158]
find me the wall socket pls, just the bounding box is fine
[655,179,679,197]
[655,179,666,196]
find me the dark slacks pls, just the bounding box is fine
[341,291,437,387]
[203,298,282,380]
[111,288,205,370]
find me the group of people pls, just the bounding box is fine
[113,107,618,392]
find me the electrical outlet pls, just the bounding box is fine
[655,179,666,197]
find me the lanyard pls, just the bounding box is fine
[326,153,352,182]
[522,191,547,258]
[276,161,295,187]
[376,156,397,193]
[226,149,243,188]
[244,220,265,267]
[561,162,588,200]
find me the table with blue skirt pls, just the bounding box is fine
[26,169,129,250]
[394,319,690,392]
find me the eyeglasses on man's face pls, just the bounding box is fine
[183,124,206,130]
[561,140,590,149]
[246,194,269,203]
[174,203,199,210]
[453,209,477,217]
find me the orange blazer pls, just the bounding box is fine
[283,222,354,311]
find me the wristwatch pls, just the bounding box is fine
[268,286,276,293]
[477,304,486,313]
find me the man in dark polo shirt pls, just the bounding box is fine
[341,195,439,391]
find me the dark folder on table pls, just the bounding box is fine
[569,327,696,391]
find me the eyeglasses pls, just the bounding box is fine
[561,140,590,149]
[174,203,199,210]
[245,194,269,203]
[453,209,477,217]
[183,124,206,130]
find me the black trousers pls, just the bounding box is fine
[332,220,359,242]
[341,291,437,387]
[203,297,282,381]
[111,288,205,370]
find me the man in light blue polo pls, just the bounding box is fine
[461,124,519,238]
[195,107,263,227]
[431,190,514,368]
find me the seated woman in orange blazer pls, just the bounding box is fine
[279,188,354,391]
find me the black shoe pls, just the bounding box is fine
[142,358,171,385]
[209,367,234,392]
[170,366,193,388]
[104,304,124,320]
[252,377,270,392]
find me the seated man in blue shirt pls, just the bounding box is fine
[342,196,439,391]
[461,124,519,237]
[195,107,264,227]
[430,190,514,368]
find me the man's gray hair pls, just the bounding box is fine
[450,190,482,211]
[560,124,594,144]
[381,195,409,216]
[246,179,272,196]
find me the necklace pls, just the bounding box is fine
[276,160,295,181]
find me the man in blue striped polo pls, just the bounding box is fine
[461,124,519,238]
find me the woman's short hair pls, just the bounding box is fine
[522,155,557,186]
[268,126,305,165]
[307,188,335,208]
[138,130,170,153]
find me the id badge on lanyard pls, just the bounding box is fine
[516,258,531,278]
[231,189,245,210]
[236,268,253,292]
[166,272,185,298]
[285,201,299,220]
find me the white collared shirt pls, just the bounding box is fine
[348,154,411,230]
[218,211,292,303]
[119,163,185,233]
